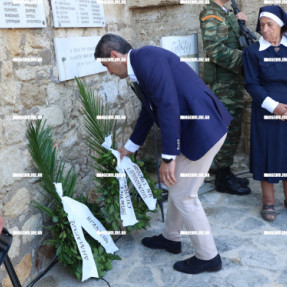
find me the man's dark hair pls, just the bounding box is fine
[94,34,132,59]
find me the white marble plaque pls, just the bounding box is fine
[54,36,107,82]
[161,34,199,74]
[0,0,46,28]
[51,0,105,28]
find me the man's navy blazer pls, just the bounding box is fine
[129,46,232,161]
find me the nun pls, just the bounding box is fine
[243,5,287,221]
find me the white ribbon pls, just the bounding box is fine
[116,166,138,227]
[102,135,157,226]
[54,183,119,282]
[120,159,157,210]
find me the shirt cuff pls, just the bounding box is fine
[162,154,177,160]
[261,97,279,113]
[124,139,140,153]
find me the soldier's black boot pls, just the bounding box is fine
[215,167,251,195]
[227,167,249,186]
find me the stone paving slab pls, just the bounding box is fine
[35,178,287,287]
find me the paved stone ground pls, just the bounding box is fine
[36,173,287,287]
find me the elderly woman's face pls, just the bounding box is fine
[260,16,281,43]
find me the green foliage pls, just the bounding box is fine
[27,120,120,280]
[76,78,161,232]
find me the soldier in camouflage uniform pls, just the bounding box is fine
[200,0,251,195]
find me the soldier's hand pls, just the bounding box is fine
[236,12,248,25]
[160,161,176,187]
[118,146,131,160]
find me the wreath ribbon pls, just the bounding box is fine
[102,135,157,227]
[54,183,119,281]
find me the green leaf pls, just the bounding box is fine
[52,216,59,223]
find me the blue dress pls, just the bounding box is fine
[243,40,287,183]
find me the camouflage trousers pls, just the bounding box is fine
[210,82,244,168]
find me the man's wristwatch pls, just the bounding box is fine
[162,158,173,164]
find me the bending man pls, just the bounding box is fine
[95,34,232,274]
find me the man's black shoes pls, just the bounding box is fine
[142,236,222,274]
[215,167,251,195]
[141,234,181,254]
[173,254,222,274]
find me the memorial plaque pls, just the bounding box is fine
[161,34,199,74]
[0,0,46,28]
[51,0,105,28]
[54,36,107,82]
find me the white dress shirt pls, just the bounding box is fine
[259,35,287,113]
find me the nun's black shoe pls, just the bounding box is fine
[173,254,222,274]
[141,234,181,254]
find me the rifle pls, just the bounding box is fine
[231,0,257,48]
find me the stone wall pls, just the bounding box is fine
[1,0,286,285]
[0,1,134,285]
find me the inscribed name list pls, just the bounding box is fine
[51,0,105,28]
[161,34,199,74]
[0,0,46,28]
[54,36,107,82]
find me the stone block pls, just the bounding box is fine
[38,106,64,127]
[0,80,20,106]
[240,249,279,271]
[25,31,50,50]
[2,254,32,287]
[126,266,158,286]
[2,118,27,145]
[63,131,78,148]
[5,30,23,57]
[100,80,119,103]
[40,49,52,65]
[0,147,29,188]
[8,227,21,259]
[129,0,179,8]
[20,83,46,109]
[226,269,269,287]
[22,214,42,244]
[1,60,13,78]
[3,187,30,218]
[15,67,38,82]
[0,119,3,148]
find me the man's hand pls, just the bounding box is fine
[0,216,4,235]
[118,146,131,160]
[160,161,176,188]
[274,103,287,121]
[236,12,248,25]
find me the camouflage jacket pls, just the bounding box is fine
[199,0,244,84]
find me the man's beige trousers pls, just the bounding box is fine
[162,133,227,260]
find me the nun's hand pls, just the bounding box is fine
[273,103,287,121]
[282,111,287,122]
[236,12,248,25]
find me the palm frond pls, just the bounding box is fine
[27,120,77,203]
[76,78,118,152]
